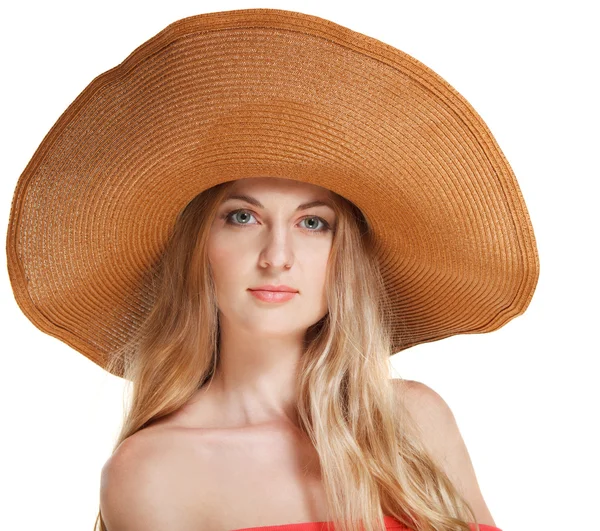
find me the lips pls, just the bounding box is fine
[248,289,298,302]
[248,285,298,293]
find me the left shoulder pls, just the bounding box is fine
[391,378,498,527]
[392,379,458,439]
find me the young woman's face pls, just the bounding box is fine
[207,177,337,336]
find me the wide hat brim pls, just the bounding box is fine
[6,8,540,378]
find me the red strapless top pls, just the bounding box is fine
[231,514,502,530]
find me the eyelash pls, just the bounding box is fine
[222,209,332,234]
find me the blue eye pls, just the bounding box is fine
[300,216,329,232]
[223,209,332,234]
[226,210,256,226]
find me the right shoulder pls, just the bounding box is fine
[99,428,205,530]
[100,430,173,530]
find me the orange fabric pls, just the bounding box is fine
[231,514,502,530]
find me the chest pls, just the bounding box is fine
[162,427,330,530]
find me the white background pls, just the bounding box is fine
[1,1,598,530]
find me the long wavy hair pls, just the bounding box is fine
[93,178,482,531]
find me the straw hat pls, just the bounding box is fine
[5,8,540,378]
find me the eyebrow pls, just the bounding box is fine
[222,194,335,212]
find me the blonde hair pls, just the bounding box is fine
[94,179,482,531]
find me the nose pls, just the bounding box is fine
[258,226,294,269]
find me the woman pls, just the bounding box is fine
[99,175,503,531]
[6,9,539,531]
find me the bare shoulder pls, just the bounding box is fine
[391,378,455,426]
[100,428,214,530]
[390,378,498,527]
[100,430,175,530]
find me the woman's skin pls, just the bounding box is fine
[188,176,338,430]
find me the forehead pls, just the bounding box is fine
[229,176,332,197]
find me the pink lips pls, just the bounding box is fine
[248,289,297,302]
[249,284,297,292]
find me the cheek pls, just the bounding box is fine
[302,253,330,320]
[207,245,244,314]
[207,238,241,286]
[208,243,231,267]
[302,247,330,295]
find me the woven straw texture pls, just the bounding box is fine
[6,8,540,378]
